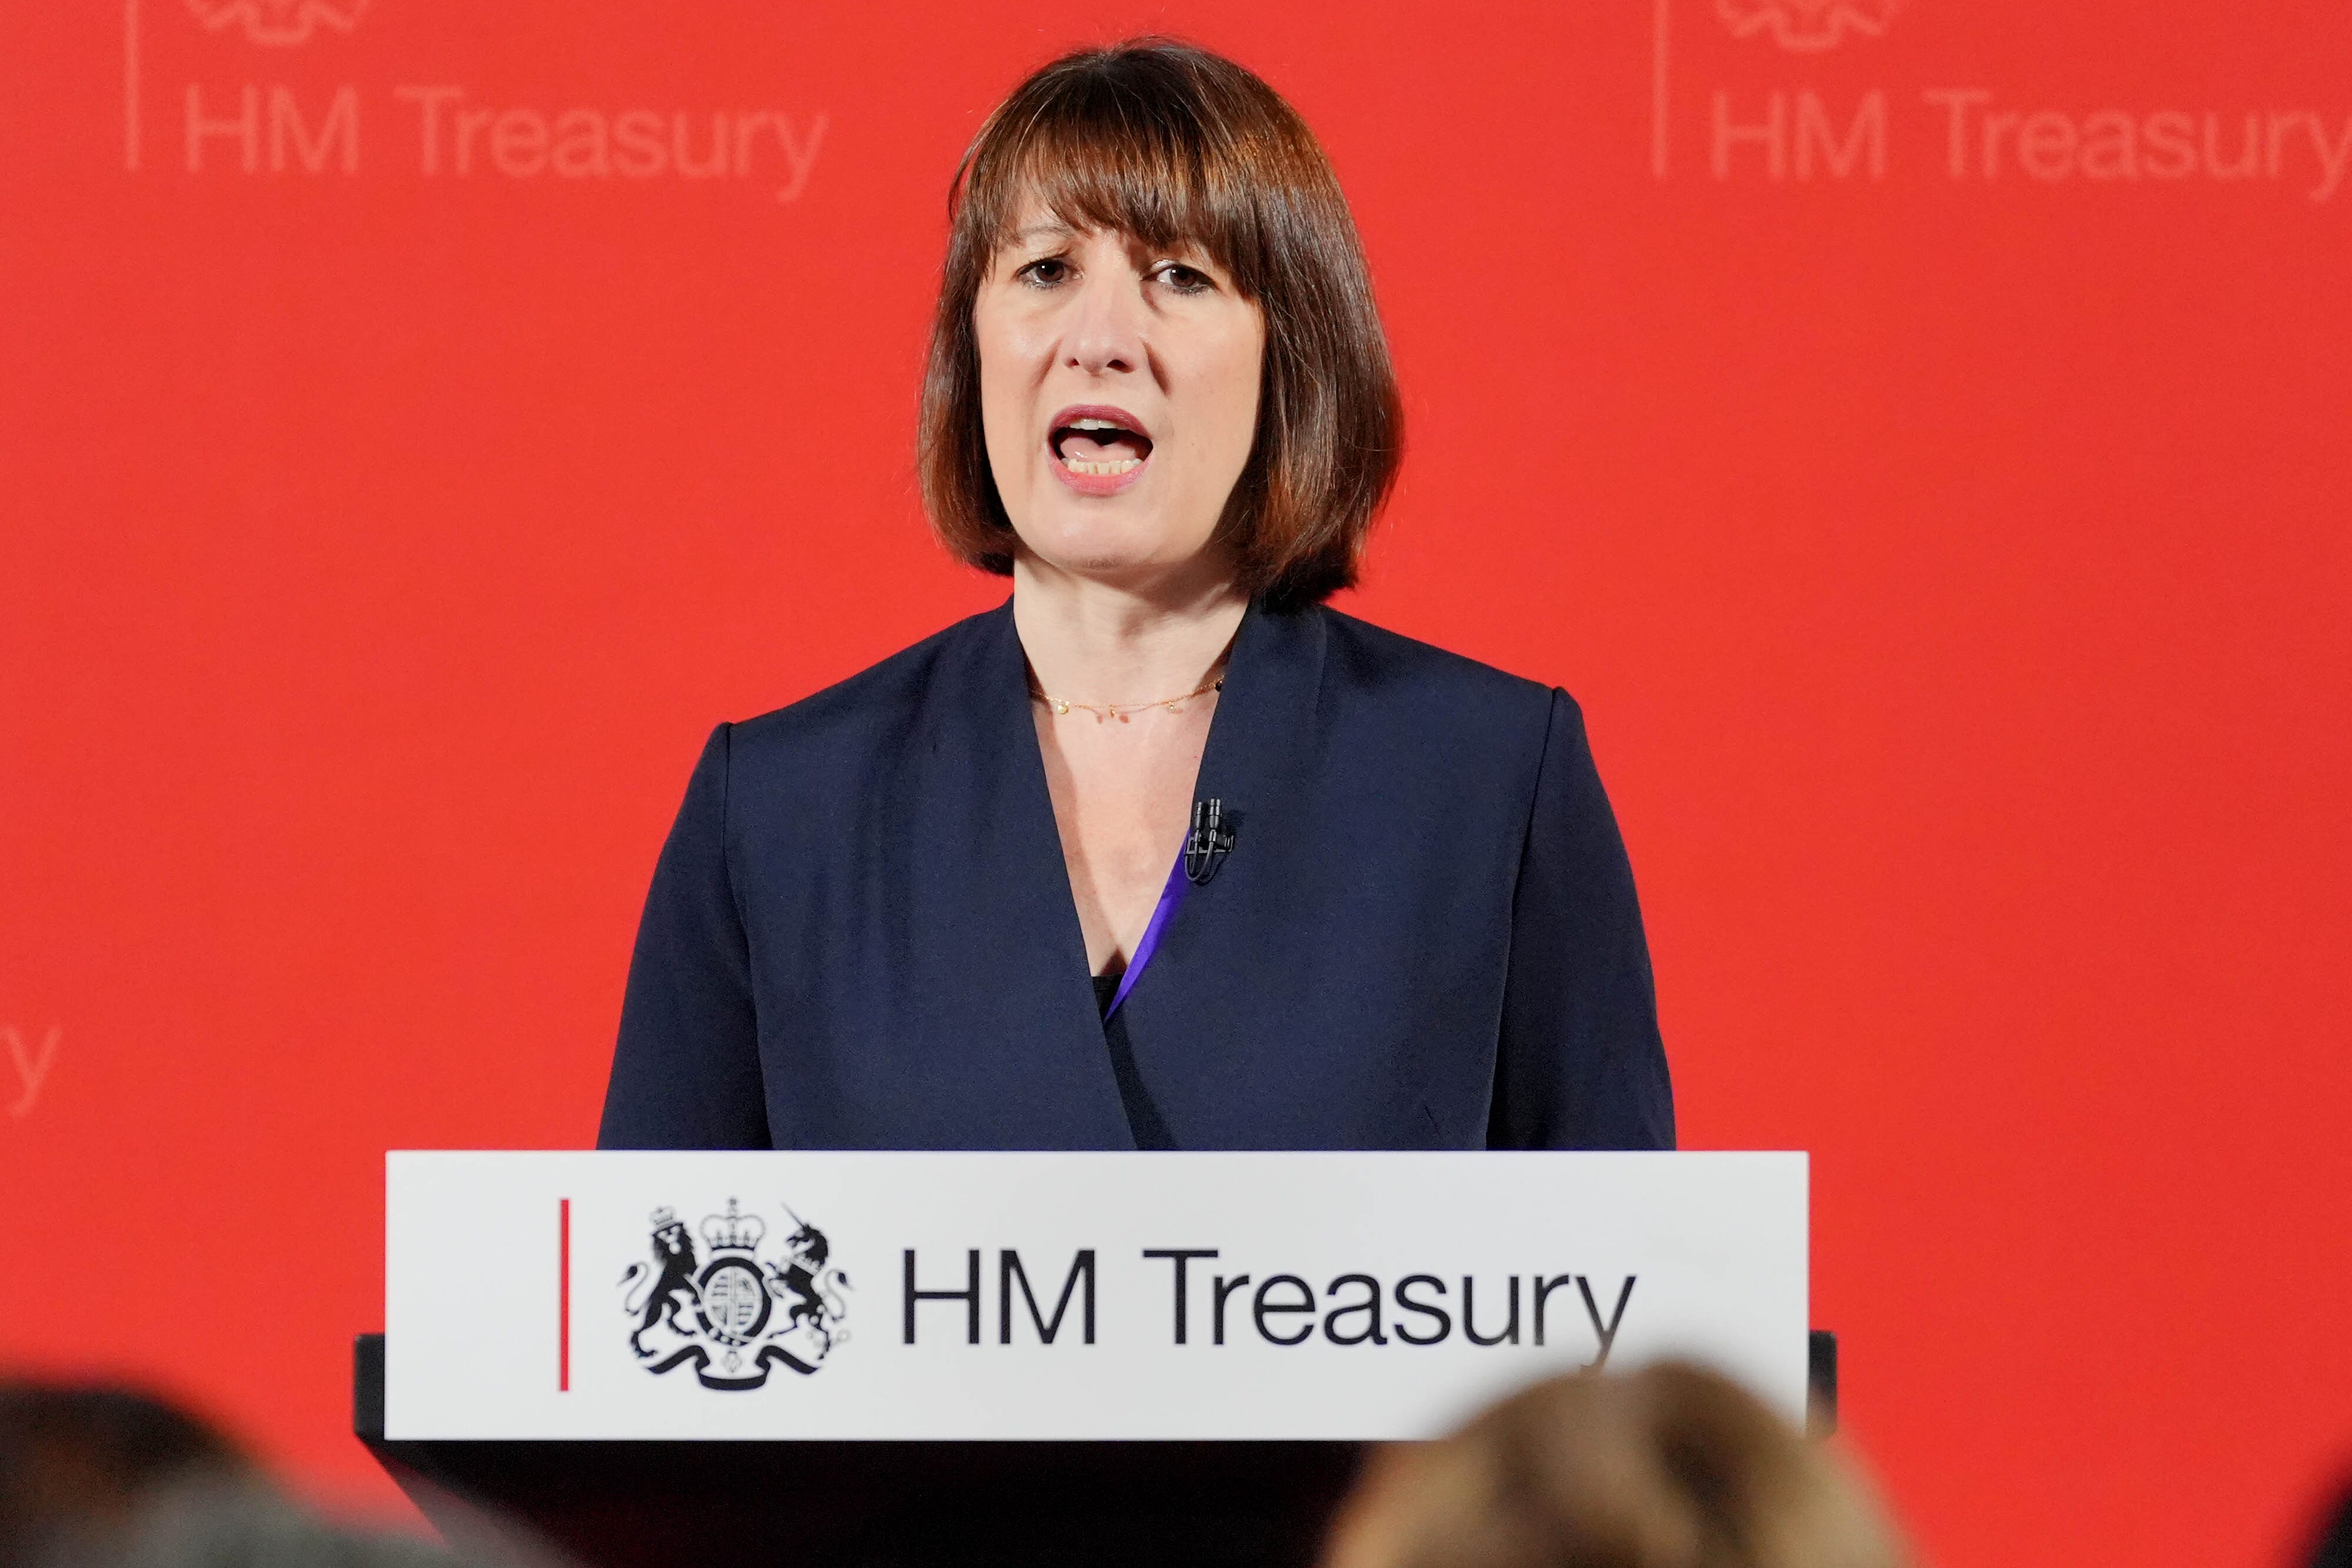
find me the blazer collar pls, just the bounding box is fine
[1192,599,1330,840]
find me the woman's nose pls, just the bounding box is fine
[1063,272,1146,376]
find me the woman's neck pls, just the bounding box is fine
[1010,551,1248,706]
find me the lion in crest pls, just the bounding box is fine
[619,1210,700,1358]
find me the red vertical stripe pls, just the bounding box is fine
[559,1197,572,1392]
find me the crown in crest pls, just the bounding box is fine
[701,1198,766,1252]
[649,1206,679,1230]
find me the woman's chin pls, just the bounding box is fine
[1018,520,1211,584]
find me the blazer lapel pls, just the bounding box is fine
[1110,603,1332,1144]
[921,601,1138,1148]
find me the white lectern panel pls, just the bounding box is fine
[386,1151,1805,1440]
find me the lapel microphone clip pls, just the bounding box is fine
[1184,798,1235,885]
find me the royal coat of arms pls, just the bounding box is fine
[619,1198,851,1390]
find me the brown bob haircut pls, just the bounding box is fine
[920,39,1403,610]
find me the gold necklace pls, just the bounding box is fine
[1030,674,1225,723]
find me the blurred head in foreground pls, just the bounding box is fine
[2308,1476,2352,1568]
[0,1383,253,1564]
[1,1381,485,1568]
[51,1485,471,1568]
[1323,1361,1909,1568]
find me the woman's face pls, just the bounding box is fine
[974,207,1265,585]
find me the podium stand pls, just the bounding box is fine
[362,1152,1826,1568]
[357,1333,1367,1567]
[355,1332,1836,1567]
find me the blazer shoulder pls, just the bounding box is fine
[1313,605,1563,728]
[721,607,998,769]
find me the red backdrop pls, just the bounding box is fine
[4,1,2348,1563]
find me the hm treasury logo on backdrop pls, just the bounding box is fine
[1651,0,2352,199]
[120,0,828,198]
[620,1198,851,1392]
[184,0,367,46]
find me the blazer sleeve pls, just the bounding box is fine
[1489,689,1676,1150]
[596,723,772,1149]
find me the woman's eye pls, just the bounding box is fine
[1015,258,1072,287]
[1152,262,1214,295]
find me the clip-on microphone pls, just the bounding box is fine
[1184,798,1235,885]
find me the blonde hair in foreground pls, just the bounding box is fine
[1323,1361,1912,1568]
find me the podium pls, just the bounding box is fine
[359,1152,1830,1567]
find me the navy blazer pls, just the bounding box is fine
[597,600,1673,1151]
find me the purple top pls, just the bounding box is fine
[1101,844,1191,1021]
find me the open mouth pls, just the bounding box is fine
[1050,413,1154,477]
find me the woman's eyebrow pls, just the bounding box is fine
[1006,219,1077,244]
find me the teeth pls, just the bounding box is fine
[1069,417,1128,432]
[1061,454,1142,476]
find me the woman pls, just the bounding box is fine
[597,39,1672,1152]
